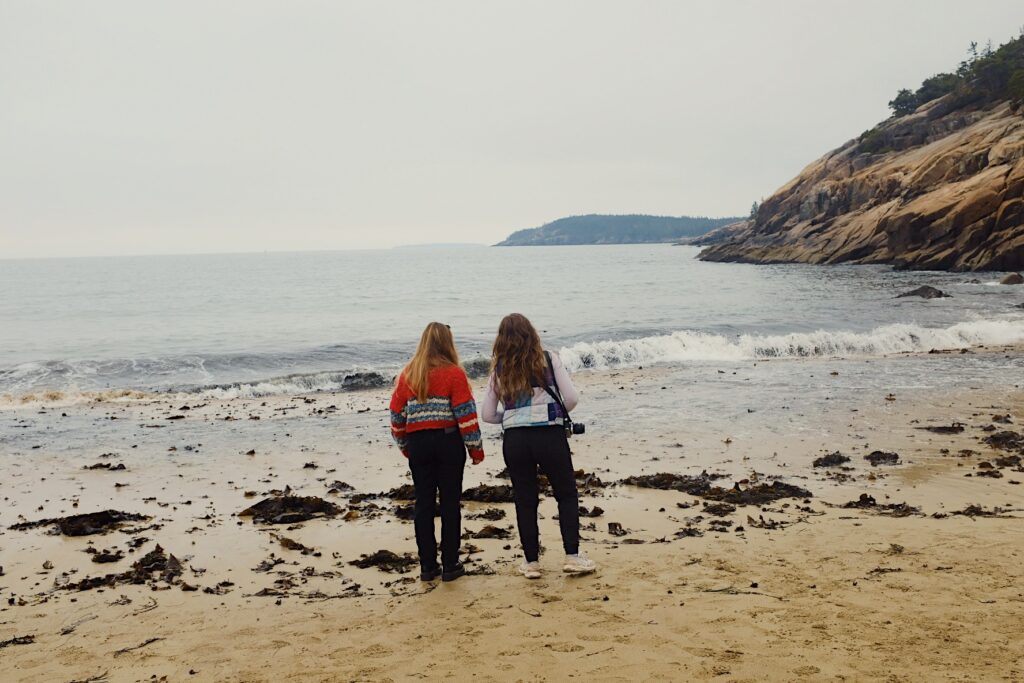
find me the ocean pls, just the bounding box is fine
[1,244,1023,399]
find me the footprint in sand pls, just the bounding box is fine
[546,642,585,653]
[359,643,394,658]
[792,665,821,676]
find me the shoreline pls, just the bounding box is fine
[1,352,1023,681]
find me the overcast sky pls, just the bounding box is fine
[1,1,1021,258]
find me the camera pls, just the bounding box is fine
[566,420,585,436]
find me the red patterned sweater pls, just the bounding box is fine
[389,364,484,461]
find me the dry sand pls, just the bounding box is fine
[2,355,1023,682]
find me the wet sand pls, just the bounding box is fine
[2,351,1023,682]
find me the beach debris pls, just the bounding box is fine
[840,494,921,517]
[349,550,417,573]
[238,495,341,524]
[993,454,1022,468]
[982,431,1024,451]
[326,480,354,494]
[461,484,516,503]
[0,635,35,649]
[607,522,628,536]
[991,414,1013,424]
[746,515,788,530]
[812,452,851,467]
[274,535,316,555]
[949,504,1014,517]
[578,505,604,518]
[64,545,183,591]
[341,372,388,390]
[864,450,900,466]
[60,614,98,635]
[393,504,415,520]
[91,549,124,564]
[896,285,949,299]
[703,481,812,505]
[470,525,511,539]
[462,357,491,379]
[866,567,903,579]
[113,637,164,658]
[619,471,724,495]
[10,509,149,536]
[384,484,417,500]
[468,507,506,521]
[132,597,158,615]
[674,527,703,538]
[253,556,285,572]
[83,462,127,471]
[575,469,609,491]
[620,472,809,505]
[203,581,235,595]
[67,673,109,683]
[702,502,737,517]
[702,585,785,601]
[999,272,1023,285]
[917,423,965,434]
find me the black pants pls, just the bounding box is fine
[503,425,579,562]
[406,428,466,571]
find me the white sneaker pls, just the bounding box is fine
[518,561,542,579]
[563,553,596,575]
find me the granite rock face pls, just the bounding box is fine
[700,99,1024,271]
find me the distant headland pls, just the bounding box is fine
[495,214,742,246]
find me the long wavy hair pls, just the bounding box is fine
[491,313,546,404]
[404,322,460,402]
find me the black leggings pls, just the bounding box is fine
[503,426,579,562]
[406,428,466,570]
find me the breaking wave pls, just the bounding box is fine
[2,319,1021,405]
[557,319,1024,371]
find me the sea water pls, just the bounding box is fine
[1,245,1022,398]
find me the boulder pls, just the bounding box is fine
[1000,272,1023,285]
[896,286,949,299]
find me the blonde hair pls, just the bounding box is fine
[491,313,546,404]
[404,322,460,401]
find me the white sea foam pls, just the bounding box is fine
[557,319,1024,371]
[3,319,1021,407]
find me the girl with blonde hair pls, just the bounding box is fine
[390,322,484,582]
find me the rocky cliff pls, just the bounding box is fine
[699,98,1024,271]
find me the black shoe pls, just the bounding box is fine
[420,565,441,582]
[441,562,465,582]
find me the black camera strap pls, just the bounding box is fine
[541,351,574,431]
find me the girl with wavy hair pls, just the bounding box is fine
[482,313,595,579]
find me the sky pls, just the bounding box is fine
[1,1,1022,258]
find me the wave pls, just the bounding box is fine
[557,319,1024,371]
[3,319,1021,405]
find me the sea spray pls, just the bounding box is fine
[557,319,1024,371]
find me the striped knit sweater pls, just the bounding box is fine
[389,364,484,460]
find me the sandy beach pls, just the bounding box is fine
[2,349,1023,682]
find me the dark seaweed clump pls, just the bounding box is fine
[238,496,342,524]
[10,509,149,536]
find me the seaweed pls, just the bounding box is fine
[10,510,149,536]
[238,496,341,525]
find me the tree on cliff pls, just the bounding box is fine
[887,34,1024,117]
